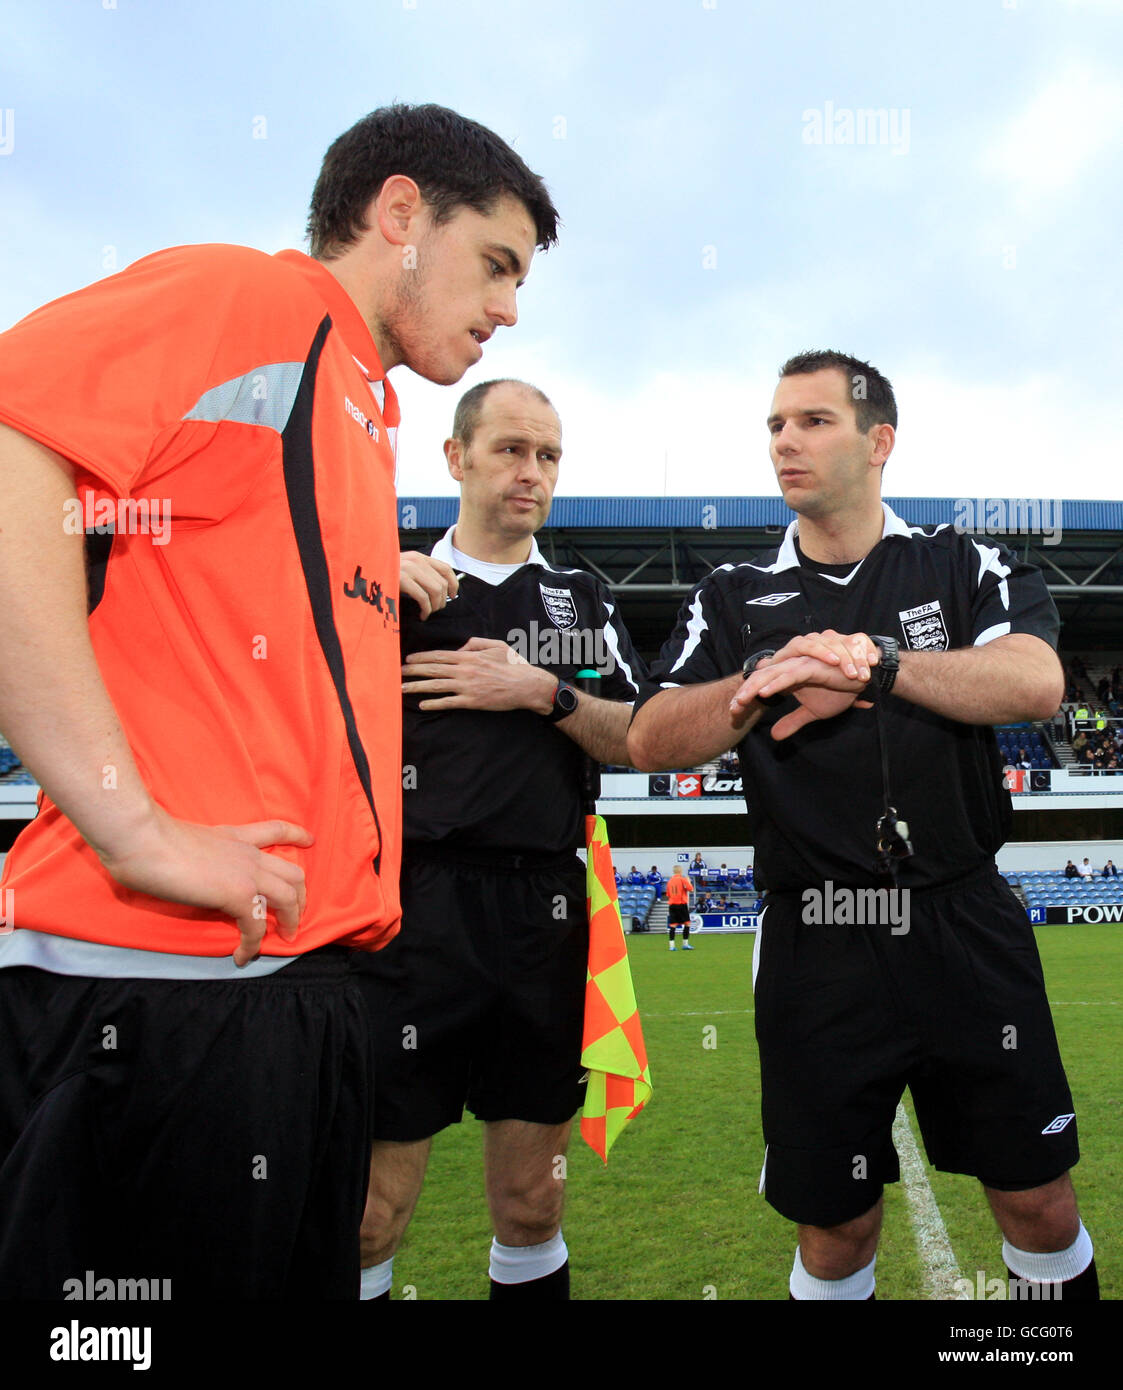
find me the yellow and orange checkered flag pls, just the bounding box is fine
[580,813,652,1162]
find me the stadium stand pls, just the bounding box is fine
[0,735,31,784]
[994,723,1058,771]
[1007,868,1123,915]
[616,883,658,932]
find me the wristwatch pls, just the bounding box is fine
[546,678,579,723]
[741,649,782,707]
[863,635,900,697]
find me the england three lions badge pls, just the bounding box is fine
[540,583,578,630]
[899,600,949,650]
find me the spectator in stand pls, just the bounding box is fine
[646,865,664,888]
[688,851,708,890]
[1063,860,1078,878]
[1078,859,1094,880]
[628,865,646,886]
[613,866,622,888]
[1103,860,1118,878]
[713,863,730,890]
[1016,747,1032,770]
[1072,730,1087,756]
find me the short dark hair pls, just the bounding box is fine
[452,379,556,450]
[307,103,559,260]
[779,350,897,433]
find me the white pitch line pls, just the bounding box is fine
[892,1103,965,1300]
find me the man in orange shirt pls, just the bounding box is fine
[0,104,558,1298]
[665,864,695,951]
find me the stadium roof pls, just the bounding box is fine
[399,496,1123,532]
[398,495,1123,655]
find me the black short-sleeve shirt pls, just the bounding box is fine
[404,552,645,854]
[636,507,1060,891]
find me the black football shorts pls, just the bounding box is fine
[354,848,588,1141]
[668,904,691,925]
[754,863,1080,1226]
[0,947,372,1298]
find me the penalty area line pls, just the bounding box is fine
[892,1103,965,1300]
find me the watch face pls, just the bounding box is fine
[557,684,579,714]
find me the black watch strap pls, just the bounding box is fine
[742,649,782,707]
[547,678,580,723]
[863,635,900,697]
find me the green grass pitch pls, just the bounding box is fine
[388,925,1121,1300]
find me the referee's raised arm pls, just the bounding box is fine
[626,568,770,770]
[626,673,761,771]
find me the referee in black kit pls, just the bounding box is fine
[629,351,1099,1301]
[354,379,645,1300]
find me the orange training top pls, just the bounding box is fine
[0,245,404,956]
[665,875,691,905]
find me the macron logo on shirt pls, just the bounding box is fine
[344,395,380,441]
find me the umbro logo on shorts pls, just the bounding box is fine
[745,592,799,607]
[1041,1113,1075,1134]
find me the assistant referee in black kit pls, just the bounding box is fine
[629,350,1098,1302]
[354,379,645,1300]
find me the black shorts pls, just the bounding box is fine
[354,848,588,1141]
[754,864,1079,1227]
[668,904,691,925]
[0,948,373,1299]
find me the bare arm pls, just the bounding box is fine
[626,675,765,771]
[0,426,156,860]
[893,634,1063,724]
[552,689,633,766]
[0,424,311,963]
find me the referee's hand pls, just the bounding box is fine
[734,630,878,740]
[400,551,459,619]
[97,808,314,966]
[403,637,556,712]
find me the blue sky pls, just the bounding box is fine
[2,0,1121,504]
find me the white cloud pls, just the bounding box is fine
[978,64,1123,207]
[393,359,1113,504]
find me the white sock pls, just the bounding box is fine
[489,1231,568,1285]
[1003,1222,1093,1283]
[359,1257,394,1299]
[789,1247,876,1300]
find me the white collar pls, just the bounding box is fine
[431,525,551,571]
[772,501,912,574]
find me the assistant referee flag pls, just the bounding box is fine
[580,814,652,1161]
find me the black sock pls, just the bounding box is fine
[489,1260,570,1300]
